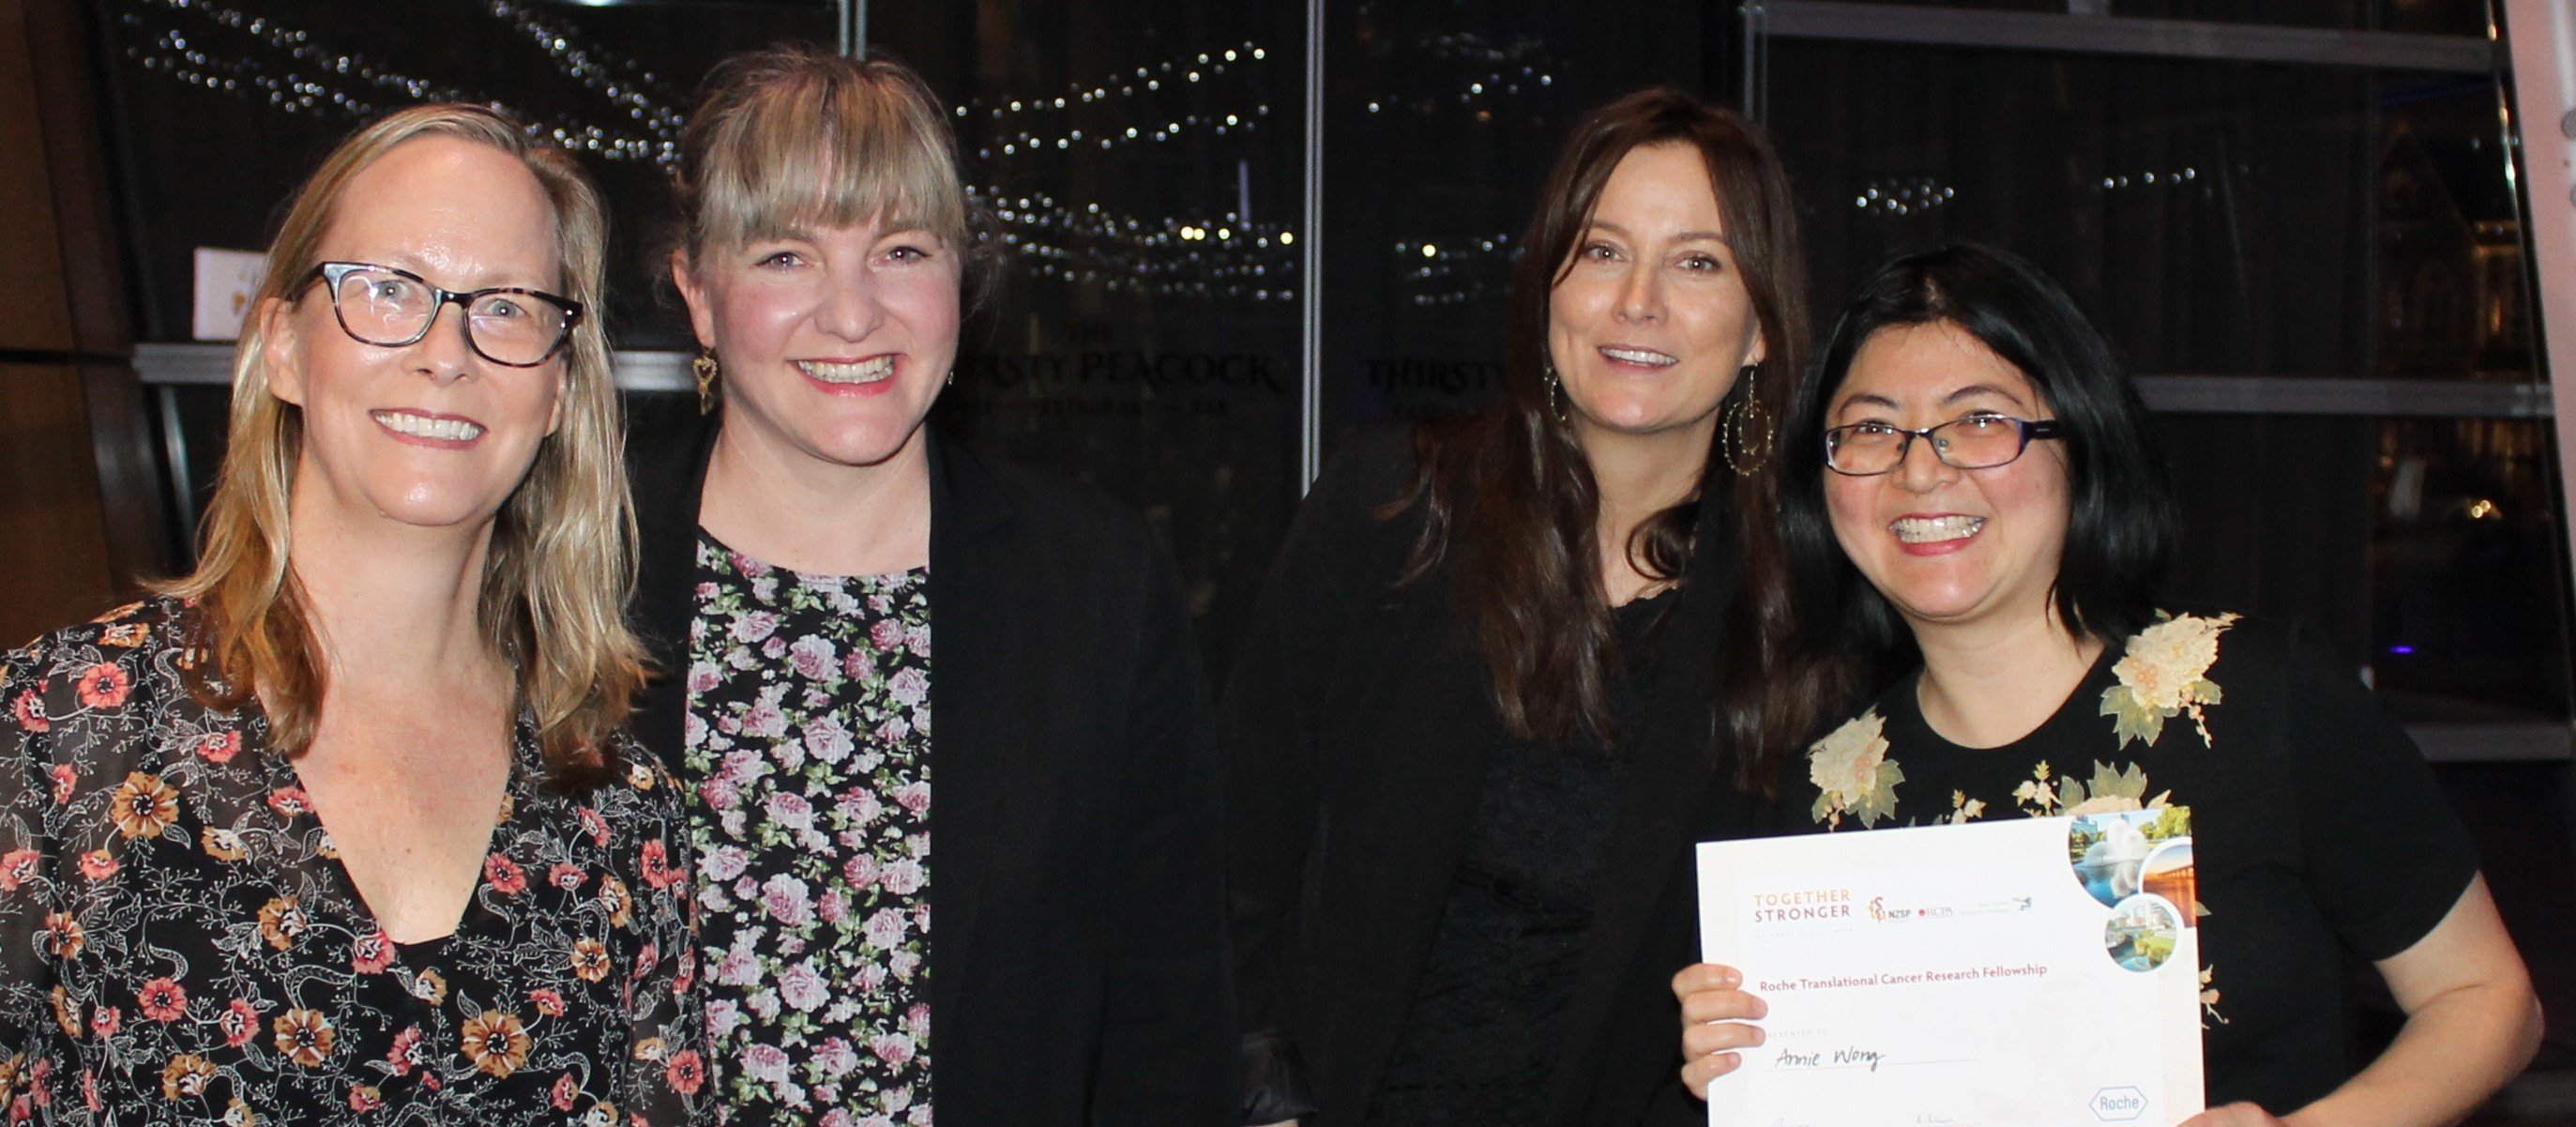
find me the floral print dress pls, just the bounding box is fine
[0,597,707,1125]
[681,535,932,1127]
[1782,612,2479,1113]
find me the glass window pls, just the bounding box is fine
[1767,40,2529,380]
[872,1,1307,668]
[101,0,837,347]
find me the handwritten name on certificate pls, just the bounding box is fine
[1696,810,2204,1127]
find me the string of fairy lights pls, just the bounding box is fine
[954,43,1276,159]
[108,1,1600,309]
[118,0,688,163]
[973,187,1304,300]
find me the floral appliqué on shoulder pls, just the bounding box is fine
[2099,612,2240,749]
[2012,759,2172,818]
[1808,708,1903,829]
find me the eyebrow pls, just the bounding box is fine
[1833,384,2034,416]
[1585,220,1731,245]
[1944,383,2034,408]
[351,254,547,292]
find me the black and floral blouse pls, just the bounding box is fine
[0,597,708,1125]
[1784,611,2478,1114]
[681,535,932,1127]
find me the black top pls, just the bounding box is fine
[1778,612,2479,1114]
[0,597,706,1124]
[624,399,1233,1127]
[1367,594,1670,1126]
[1226,429,1762,1127]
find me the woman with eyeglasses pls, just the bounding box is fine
[0,105,705,1121]
[1673,244,2539,1127]
[623,46,1230,1126]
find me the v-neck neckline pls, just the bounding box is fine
[268,716,533,953]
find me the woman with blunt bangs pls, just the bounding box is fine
[1674,243,2540,1127]
[0,104,705,1123]
[626,46,1230,1126]
[1227,86,1832,1127]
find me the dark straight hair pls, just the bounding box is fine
[1766,243,2176,785]
[1393,85,1826,766]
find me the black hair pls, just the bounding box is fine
[1769,244,2174,765]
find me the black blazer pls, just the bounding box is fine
[627,400,1235,1126]
[1225,431,1763,1127]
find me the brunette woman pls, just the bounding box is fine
[625,46,1231,1126]
[0,105,704,1122]
[1227,86,1830,1126]
[1675,244,2540,1126]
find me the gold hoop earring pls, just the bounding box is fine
[1721,364,1774,475]
[1544,357,1568,424]
[692,350,720,415]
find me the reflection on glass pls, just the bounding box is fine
[1317,0,1728,437]
[1767,41,2527,381]
[2157,413,2573,723]
[872,2,1306,669]
[102,0,837,347]
[2369,419,2572,722]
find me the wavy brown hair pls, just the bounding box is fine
[160,104,644,789]
[1397,86,1835,780]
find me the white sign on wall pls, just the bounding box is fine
[191,246,266,342]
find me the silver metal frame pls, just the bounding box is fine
[1299,0,1326,490]
[1759,0,2500,72]
[126,344,2572,420]
[2506,1,2576,661]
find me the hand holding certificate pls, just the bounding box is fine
[1695,811,2204,1127]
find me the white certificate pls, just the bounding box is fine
[1697,810,2204,1127]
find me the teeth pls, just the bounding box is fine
[372,410,484,442]
[796,357,895,384]
[1891,515,1985,543]
[1600,346,1677,366]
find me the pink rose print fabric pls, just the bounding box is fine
[683,537,932,1125]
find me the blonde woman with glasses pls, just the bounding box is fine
[0,105,706,1123]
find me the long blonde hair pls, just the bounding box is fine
[163,103,644,789]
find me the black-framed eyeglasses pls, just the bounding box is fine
[301,261,583,368]
[1824,414,2066,476]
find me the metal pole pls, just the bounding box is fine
[2504,0,2576,593]
[154,385,198,564]
[839,0,864,57]
[1299,0,1326,490]
[1741,2,1765,120]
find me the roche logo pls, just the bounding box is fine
[2090,1087,2148,1121]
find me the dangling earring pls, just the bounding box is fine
[1544,356,1568,424]
[1721,363,1774,475]
[692,349,720,415]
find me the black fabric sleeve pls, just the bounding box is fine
[1089,526,1237,1125]
[1222,435,1413,1124]
[2275,621,2480,961]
